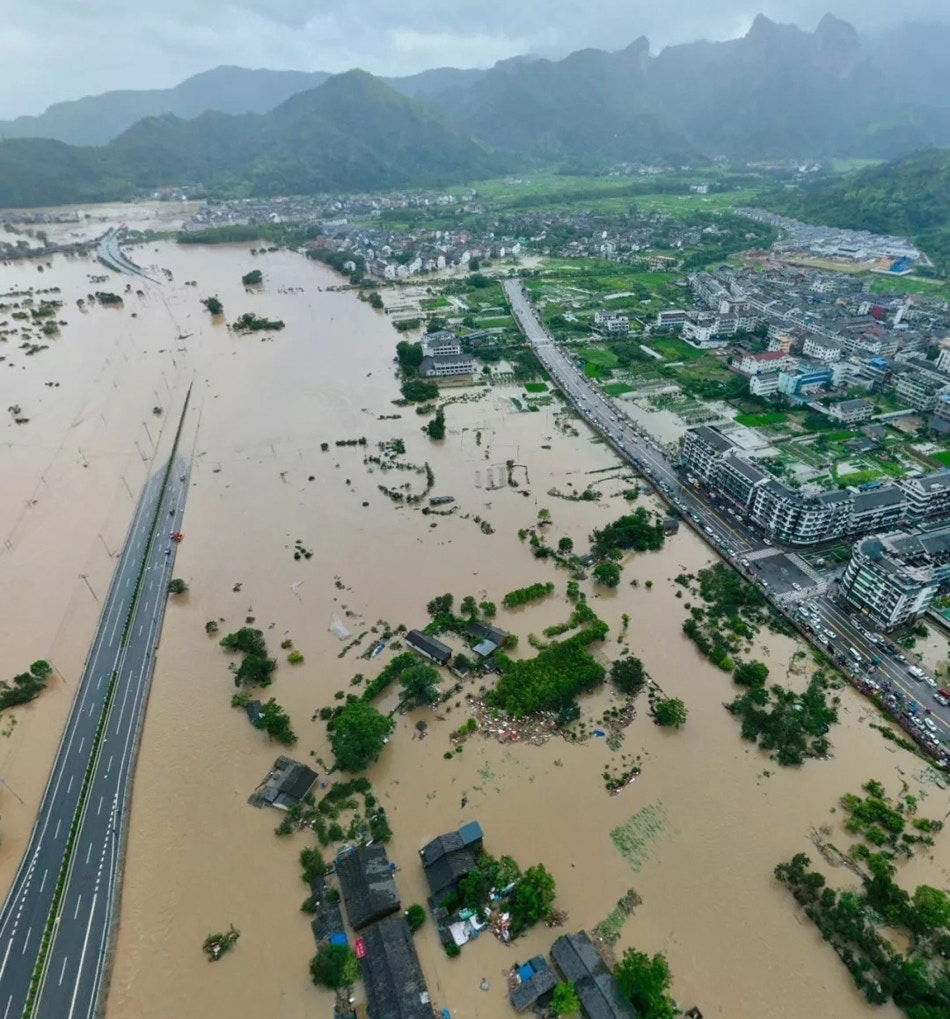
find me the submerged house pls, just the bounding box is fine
[250,755,318,810]
[551,931,638,1019]
[336,845,401,931]
[360,914,432,1019]
[420,820,484,906]
[466,622,510,658]
[406,629,452,666]
[308,876,346,945]
[510,956,559,1012]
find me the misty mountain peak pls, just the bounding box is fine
[813,12,862,76]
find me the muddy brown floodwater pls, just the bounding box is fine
[0,215,945,1019]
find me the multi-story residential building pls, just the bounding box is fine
[803,335,844,362]
[681,426,735,485]
[931,393,950,434]
[418,354,476,378]
[897,471,950,523]
[751,484,852,545]
[839,528,950,629]
[850,487,906,534]
[737,351,796,376]
[936,347,950,374]
[422,330,461,357]
[656,309,687,328]
[716,451,769,509]
[594,312,630,335]
[777,365,833,397]
[828,398,873,424]
[689,271,730,311]
[749,371,780,397]
[679,425,925,546]
[895,371,950,412]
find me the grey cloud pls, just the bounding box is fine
[2,0,948,119]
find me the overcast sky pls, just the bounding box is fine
[2,0,948,119]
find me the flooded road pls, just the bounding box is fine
[0,217,943,1019]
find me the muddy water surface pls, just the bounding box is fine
[0,226,943,1019]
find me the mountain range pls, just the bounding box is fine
[2,14,950,207]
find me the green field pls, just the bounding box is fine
[647,337,709,363]
[603,382,635,396]
[866,274,950,302]
[462,172,760,219]
[836,469,886,487]
[735,411,788,426]
[582,347,620,370]
[931,450,950,467]
[524,382,548,393]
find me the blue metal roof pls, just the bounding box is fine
[458,820,483,846]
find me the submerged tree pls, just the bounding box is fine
[330,700,395,771]
[653,698,687,729]
[398,664,441,709]
[309,943,359,989]
[202,924,241,961]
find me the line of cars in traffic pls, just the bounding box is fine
[794,603,950,760]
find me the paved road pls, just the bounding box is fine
[0,457,190,1019]
[503,279,950,757]
[97,230,152,281]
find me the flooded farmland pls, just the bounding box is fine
[0,212,944,1019]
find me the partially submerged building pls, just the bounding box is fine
[466,622,510,659]
[551,931,638,1019]
[249,756,317,810]
[336,845,401,931]
[360,915,432,1019]
[308,876,346,945]
[510,957,559,1013]
[420,821,484,906]
[406,629,452,666]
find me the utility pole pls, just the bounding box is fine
[0,776,24,805]
[80,573,99,603]
[120,476,133,501]
[98,533,115,558]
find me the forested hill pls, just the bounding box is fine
[0,71,501,207]
[761,149,950,272]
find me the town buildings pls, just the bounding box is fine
[828,398,873,424]
[839,527,950,629]
[422,330,462,357]
[418,354,476,379]
[736,350,796,376]
[681,425,950,545]
[594,312,630,335]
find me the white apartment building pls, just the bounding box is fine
[840,529,950,629]
[803,335,844,362]
[594,312,630,335]
[828,398,873,424]
[749,372,780,396]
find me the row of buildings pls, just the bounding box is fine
[682,424,950,628]
[681,424,950,546]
